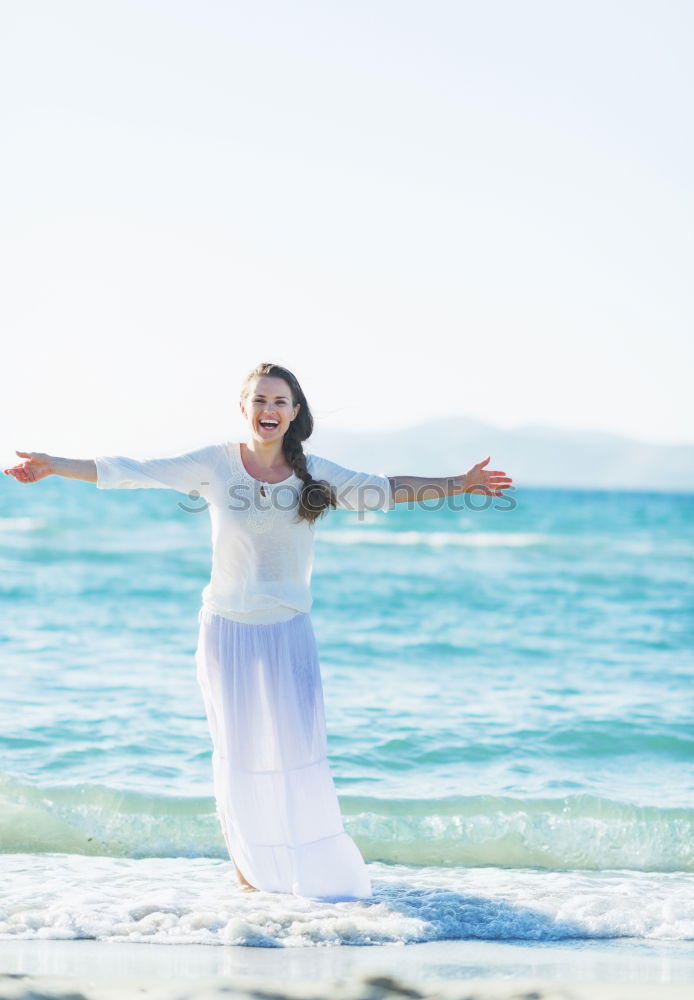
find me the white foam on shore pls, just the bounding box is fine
[1,855,692,947]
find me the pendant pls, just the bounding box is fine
[248,480,274,533]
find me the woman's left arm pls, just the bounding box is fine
[388,457,512,504]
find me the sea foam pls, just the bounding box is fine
[1,855,692,946]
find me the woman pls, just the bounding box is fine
[4,361,512,901]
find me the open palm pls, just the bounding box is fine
[464,457,512,496]
[4,451,53,484]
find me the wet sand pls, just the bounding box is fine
[1,939,692,1000]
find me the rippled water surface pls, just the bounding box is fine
[1,476,692,946]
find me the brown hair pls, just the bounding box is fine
[240,362,336,524]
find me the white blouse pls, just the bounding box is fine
[95,440,394,625]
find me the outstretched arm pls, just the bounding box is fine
[4,451,96,484]
[388,457,512,504]
[5,445,225,499]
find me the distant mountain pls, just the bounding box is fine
[307,417,694,492]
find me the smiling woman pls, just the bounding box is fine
[237,365,341,520]
[3,360,512,901]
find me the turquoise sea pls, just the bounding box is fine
[1,471,693,955]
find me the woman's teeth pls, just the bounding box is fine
[259,421,279,429]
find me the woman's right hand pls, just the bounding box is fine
[3,451,54,484]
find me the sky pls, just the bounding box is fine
[1,0,692,464]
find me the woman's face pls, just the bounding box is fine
[240,376,300,443]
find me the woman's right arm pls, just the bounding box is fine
[3,451,96,484]
[6,444,226,498]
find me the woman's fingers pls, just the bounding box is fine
[4,451,44,482]
[4,453,31,474]
[464,456,512,488]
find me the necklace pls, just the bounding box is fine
[236,444,290,534]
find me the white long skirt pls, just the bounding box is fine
[194,606,373,901]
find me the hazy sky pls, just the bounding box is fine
[2,0,692,461]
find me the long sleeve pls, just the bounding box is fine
[306,453,394,513]
[94,443,226,502]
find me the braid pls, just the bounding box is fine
[240,362,336,524]
[282,420,336,524]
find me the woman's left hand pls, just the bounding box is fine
[462,457,513,496]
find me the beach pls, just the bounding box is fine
[1,938,694,999]
[1,484,692,995]
[1,974,692,1000]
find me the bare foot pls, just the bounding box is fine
[234,869,257,891]
[232,857,257,891]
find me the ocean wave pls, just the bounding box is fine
[318,529,694,557]
[0,854,692,945]
[319,530,546,548]
[351,723,694,764]
[0,516,46,532]
[345,793,694,872]
[2,773,691,872]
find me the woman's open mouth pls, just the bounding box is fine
[259,420,279,430]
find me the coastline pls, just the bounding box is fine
[1,971,692,999]
[1,939,692,999]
